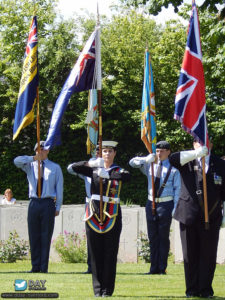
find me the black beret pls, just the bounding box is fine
[156,141,170,150]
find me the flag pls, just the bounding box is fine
[44,29,98,149]
[13,16,38,140]
[86,89,98,156]
[174,1,209,147]
[141,50,157,153]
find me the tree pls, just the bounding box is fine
[1,2,224,205]
[0,0,83,201]
[119,0,225,18]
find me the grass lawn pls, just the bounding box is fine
[0,260,225,299]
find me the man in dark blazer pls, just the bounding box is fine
[169,140,225,298]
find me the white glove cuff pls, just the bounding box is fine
[180,150,197,166]
[88,157,104,168]
[145,153,156,164]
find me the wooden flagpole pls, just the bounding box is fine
[33,1,41,198]
[36,87,42,198]
[96,6,103,224]
[202,156,209,229]
[98,91,103,224]
[146,49,156,216]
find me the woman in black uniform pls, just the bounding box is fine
[69,141,130,297]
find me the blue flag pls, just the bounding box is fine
[44,29,97,149]
[141,50,157,153]
[13,16,38,140]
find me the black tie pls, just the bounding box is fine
[154,161,162,198]
[37,161,44,197]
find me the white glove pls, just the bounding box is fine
[196,146,208,158]
[129,154,155,167]
[180,146,208,166]
[88,157,104,168]
[221,202,225,228]
[97,168,109,179]
[145,153,156,164]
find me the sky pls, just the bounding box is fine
[56,0,205,24]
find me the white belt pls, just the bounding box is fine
[148,195,173,203]
[91,194,120,203]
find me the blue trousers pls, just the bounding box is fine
[28,198,55,272]
[145,200,173,273]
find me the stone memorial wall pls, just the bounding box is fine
[0,201,225,264]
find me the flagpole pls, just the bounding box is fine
[33,3,41,198]
[36,84,41,198]
[146,49,156,216]
[202,156,209,229]
[96,6,103,224]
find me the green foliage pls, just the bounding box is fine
[0,230,29,263]
[120,0,225,18]
[53,231,87,263]
[137,231,150,263]
[0,1,224,205]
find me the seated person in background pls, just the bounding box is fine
[2,188,16,205]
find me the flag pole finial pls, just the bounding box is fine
[32,0,36,15]
[97,2,100,26]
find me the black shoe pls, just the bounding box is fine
[102,293,111,297]
[40,270,48,273]
[95,293,101,297]
[83,270,92,274]
[186,293,199,298]
[200,295,213,298]
[144,271,159,275]
[28,269,40,273]
[159,271,167,275]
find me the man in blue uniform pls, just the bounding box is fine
[129,141,180,275]
[14,141,63,273]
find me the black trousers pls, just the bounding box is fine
[180,216,222,297]
[28,198,55,272]
[87,242,92,272]
[86,208,122,296]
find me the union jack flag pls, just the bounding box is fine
[174,1,209,147]
[25,18,38,56]
[45,29,97,149]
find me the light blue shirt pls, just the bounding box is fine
[129,157,180,210]
[14,156,63,211]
